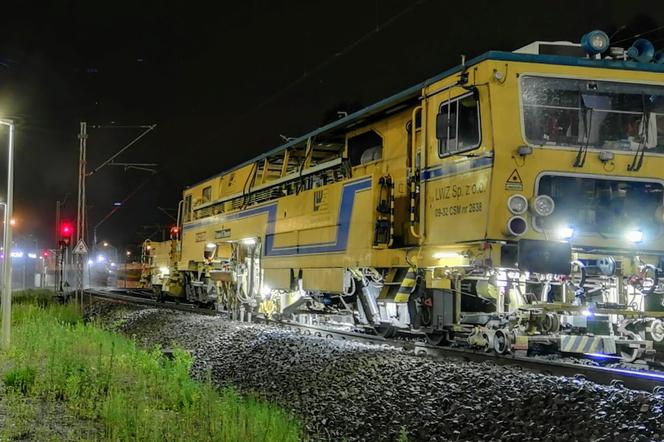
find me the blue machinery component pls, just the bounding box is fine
[581,30,610,55]
[628,38,656,63]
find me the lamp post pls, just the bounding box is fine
[1,119,15,349]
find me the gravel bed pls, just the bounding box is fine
[86,301,664,442]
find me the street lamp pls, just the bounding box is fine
[0,119,15,349]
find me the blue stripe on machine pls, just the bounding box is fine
[421,156,493,182]
[182,177,372,257]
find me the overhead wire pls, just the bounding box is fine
[209,0,429,138]
[612,24,664,45]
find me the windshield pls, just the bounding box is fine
[522,76,664,152]
[536,175,664,238]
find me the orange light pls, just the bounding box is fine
[9,219,15,226]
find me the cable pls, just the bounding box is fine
[613,24,664,45]
[202,0,429,150]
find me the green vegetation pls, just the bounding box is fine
[0,290,301,441]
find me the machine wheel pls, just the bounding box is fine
[541,313,560,334]
[425,332,447,346]
[481,331,494,352]
[493,329,511,355]
[620,348,640,363]
[648,319,664,343]
[152,285,163,302]
[377,324,397,339]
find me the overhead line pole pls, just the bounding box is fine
[75,122,87,305]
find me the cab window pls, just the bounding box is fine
[436,92,481,156]
[184,194,192,222]
[202,186,212,203]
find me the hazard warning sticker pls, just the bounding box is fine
[505,169,523,191]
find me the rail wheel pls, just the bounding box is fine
[481,331,494,352]
[152,285,163,302]
[648,319,664,343]
[425,332,447,346]
[541,313,560,334]
[377,323,397,339]
[620,347,640,363]
[493,329,511,355]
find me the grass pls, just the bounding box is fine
[0,290,302,441]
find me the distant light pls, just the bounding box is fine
[206,242,216,249]
[557,226,575,240]
[242,238,256,246]
[126,250,131,256]
[9,219,15,226]
[110,262,116,267]
[581,309,593,317]
[10,251,23,258]
[159,266,169,275]
[97,254,105,263]
[625,230,644,243]
[103,241,109,247]
[27,253,37,259]
[87,259,93,265]
[113,202,122,206]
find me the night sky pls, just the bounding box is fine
[0,0,662,251]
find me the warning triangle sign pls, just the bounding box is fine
[505,169,523,190]
[73,240,89,255]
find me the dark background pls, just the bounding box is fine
[0,0,662,251]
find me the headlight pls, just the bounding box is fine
[625,230,643,243]
[530,195,555,217]
[557,225,574,240]
[505,216,528,236]
[507,194,528,215]
[581,30,610,55]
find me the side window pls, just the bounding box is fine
[184,194,192,222]
[436,92,481,156]
[202,186,212,203]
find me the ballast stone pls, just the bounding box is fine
[87,303,664,442]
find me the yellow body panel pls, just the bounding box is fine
[174,51,664,306]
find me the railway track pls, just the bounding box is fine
[85,287,664,392]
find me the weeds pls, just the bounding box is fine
[1,292,302,441]
[3,365,37,394]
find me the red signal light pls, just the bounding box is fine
[42,251,49,257]
[60,223,73,236]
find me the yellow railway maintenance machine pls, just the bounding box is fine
[149,31,664,364]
